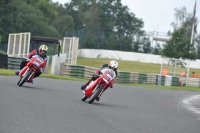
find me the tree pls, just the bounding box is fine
[195,34,200,59]
[171,7,188,30]
[142,37,151,53]
[64,0,145,51]
[0,0,60,43]
[162,6,198,60]
[162,28,196,60]
[132,40,140,52]
[153,43,161,55]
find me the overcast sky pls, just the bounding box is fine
[52,0,200,35]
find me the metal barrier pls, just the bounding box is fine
[7,56,23,69]
[179,77,199,87]
[62,63,96,79]
[61,64,165,85]
[7,56,48,74]
[5,61,196,87]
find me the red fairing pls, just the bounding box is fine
[27,56,44,72]
[19,66,29,76]
[18,56,45,82]
[84,78,102,97]
[26,49,47,70]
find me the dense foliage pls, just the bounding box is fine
[0,0,199,59]
[162,7,199,60]
[0,0,146,52]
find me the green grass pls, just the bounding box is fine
[77,57,200,77]
[0,69,86,81]
[77,58,161,74]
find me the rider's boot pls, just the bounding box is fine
[81,79,91,90]
[15,70,20,75]
[30,79,33,84]
[81,75,98,90]
[96,97,100,101]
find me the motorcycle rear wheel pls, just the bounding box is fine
[88,86,103,104]
[18,70,33,87]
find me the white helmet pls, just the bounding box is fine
[108,60,118,70]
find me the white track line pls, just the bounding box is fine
[181,95,200,120]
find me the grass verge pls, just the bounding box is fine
[77,57,200,77]
[0,69,86,82]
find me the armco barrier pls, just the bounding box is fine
[161,76,165,85]
[62,64,200,87]
[118,72,130,83]
[130,72,139,83]
[159,75,179,86]
[8,56,23,69]
[172,77,179,86]
[70,65,85,78]
[138,73,147,84]
[147,74,157,84]
[62,64,96,79]
[179,77,199,87]
[62,64,158,84]
[84,66,96,79]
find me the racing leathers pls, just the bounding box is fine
[19,49,47,78]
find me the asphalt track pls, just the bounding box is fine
[0,76,200,133]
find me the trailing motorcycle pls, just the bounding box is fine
[17,55,44,86]
[82,68,116,104]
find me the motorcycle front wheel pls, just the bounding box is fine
[18,70,33,87]
[88,86,103,104]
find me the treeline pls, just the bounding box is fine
[0,0,200,60]
[0,0,153,53]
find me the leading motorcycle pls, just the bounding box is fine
[17,55,44,86]
[81,68,116,104]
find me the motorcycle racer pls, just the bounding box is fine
[81,60,118,101]
[15,44,48,83]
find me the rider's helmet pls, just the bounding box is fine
[38,44,48,57]
[108,60,118,71]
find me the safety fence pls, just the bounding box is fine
[7,56,23,69]
[4,57,200,87]
[61,64,185,86]
[179,77,200,87]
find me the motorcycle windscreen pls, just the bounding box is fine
[101,68,116,79]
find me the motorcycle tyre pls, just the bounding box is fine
[88,86,103,104]
[18,70,33,87]
[81,95,88,101]
[17,77,22,85]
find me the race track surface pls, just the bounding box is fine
[0,76,200,133]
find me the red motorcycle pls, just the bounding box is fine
[81,68,116,104]
[17,55,44,86]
